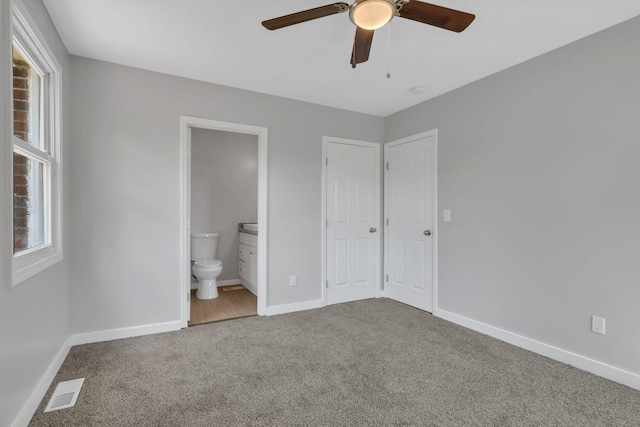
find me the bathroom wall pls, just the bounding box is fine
[0,1,72,425]
[385,15,640,375]
[191,129,258,281]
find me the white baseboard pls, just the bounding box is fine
[240,279,257,296]
[71,320,183,346]
[190,278,241,290]
[12,337,73,427]
[218,278,241,287]
[434,308,640,391]
[265,298,325,316]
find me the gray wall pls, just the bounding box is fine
[69,56,384,333]
[385,16,640,375]
[0,1,71,425]
[4,6,637,424]
[191,129,258,280]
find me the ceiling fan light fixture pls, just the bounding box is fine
[349,0,395,30]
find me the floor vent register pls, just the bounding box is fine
[44,378,85,412]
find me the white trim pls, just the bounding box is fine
[432,131,438,312]
[11,337,72,427]
[71,320,183,346]
[321,136,382,307]
[179,116,192,323]
[10,1,62,78]
[181,124,191,322]
[217,278,241,287]
[1,0,11,290]
[189,278,242,290]
[180,116,268,326]
[257,124,268,316]
[12,245,62,284]
[10,0,63,287]
[320,139,328,306]
[383,130,438,312]
[434,308,640,391]
[265,298,325,316]
[12,136,51,162]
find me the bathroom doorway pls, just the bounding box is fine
[179,117,268,327]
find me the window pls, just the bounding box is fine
[11,1,62,285]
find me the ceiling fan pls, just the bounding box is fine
[262,0,475,68]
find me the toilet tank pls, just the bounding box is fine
[190,232,219,260]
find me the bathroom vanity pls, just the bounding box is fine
[238,225,258,296]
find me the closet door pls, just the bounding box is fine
[325,139,380,305]
[384,132,436,312]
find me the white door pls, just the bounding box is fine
[326,139,380,305]
[384,132,436,312]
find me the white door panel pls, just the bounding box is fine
[334,177,349,224]
[326,140,379,305]
[385,133,436,312]
[334,239,349,286]
[356,238,370,283]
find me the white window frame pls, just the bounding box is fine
[11,0,63,286]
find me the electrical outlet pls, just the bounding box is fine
[591,315,606,335]
[289,275,297,287]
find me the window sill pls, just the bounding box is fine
[12,245,63,286]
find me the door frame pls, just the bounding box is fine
[321,136,382,306]
[179,116,268,327]
[383,129,438,311]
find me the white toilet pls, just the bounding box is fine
[191,232,223,299]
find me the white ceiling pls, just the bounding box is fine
[43,0,640,117]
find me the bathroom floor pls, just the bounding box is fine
[188,285,257,326]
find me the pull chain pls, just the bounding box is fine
[386,22,391,79]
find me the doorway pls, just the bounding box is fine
[384,130,437,312]
[179,116,268,327]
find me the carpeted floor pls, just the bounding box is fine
[30,299,640,426]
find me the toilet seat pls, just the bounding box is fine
[194,259,222,268]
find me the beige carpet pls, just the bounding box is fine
[30,299,640,426]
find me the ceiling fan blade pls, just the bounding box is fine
[262,3,349,30]
[398,1,475,33]
[350,27,374,68]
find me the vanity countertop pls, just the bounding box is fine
[238,223,258,235]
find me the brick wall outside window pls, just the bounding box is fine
[13,58,30,251]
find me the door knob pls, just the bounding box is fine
[424,230,431,236]
[369,227,377,233]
